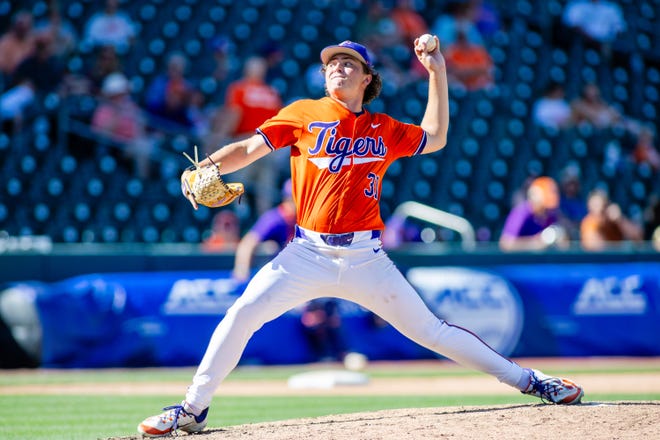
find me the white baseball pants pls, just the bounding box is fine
[185,227,528,411]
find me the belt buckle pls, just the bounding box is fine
[321,232,354,247]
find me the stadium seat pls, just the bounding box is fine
[182,225,202,243]
[152,202,172,223]
[113,202,132,224]
[1,0,659,243]
[413,179,432,201]
[455,159,473,179]
[85,178,105,198]
[450,180,469,200]
[73,203,91,223]
[490,158,509,178]
[100,225,119,243]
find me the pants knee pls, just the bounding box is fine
[225,300,270,334]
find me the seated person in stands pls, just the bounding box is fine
[561,0,626,55]
[632,127,660,172]
[570,83,640,135]
[443,29,493,91]
[201,210,241,252]
[580,189,643,251]
[0,10,35,79]
[644,195,660,251]
[300,298,346,362]
[431,1,484,46]
[381,214,423,249]
[144,52,197,131]
[0,31,64,123]
[499,177,568,251]
[532,82,573,130]
[558,164,587,240]
[83,0,136,53]
[232,179,296,282]
[91,73,155,178]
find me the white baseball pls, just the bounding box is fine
[343,352,368,371]
[419,34,437,52]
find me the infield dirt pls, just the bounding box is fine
[135,402,659,439]
[105,357,660,440]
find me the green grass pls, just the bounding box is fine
[2,361,658,386]
[3,393,660,440]
[2,362,659,440]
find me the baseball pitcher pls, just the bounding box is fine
[138,36,584,437]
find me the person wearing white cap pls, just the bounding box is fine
[91,72,154,178]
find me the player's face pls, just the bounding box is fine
[324,54,371,100]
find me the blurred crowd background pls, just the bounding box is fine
[1,0,659,251]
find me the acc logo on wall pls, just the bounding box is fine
[406,267,524,356]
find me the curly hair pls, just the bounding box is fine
[321,62,382,105]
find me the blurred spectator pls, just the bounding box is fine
[561,0,626,55]
[228,179,344,362]
[580,189,643,250]
[499,177,568,251]
[532,82,573,130]
[301,298,346,362]
[232,179,295,282]
[631,127,660,172]
[431,1,484,47]
[201,210,241,252]
[391,0,429,45]
[0,10,35,78]
[34,1,77,59]
[145,52,196,131]
[187,89,215,139]
[83,0,136,53]
[642,194,660,250]
[211,56,282,142]
[558,164,588,240]
[209,56,285,215]
[571,83,641,135]
[355,1,414,90]
[471,0,500,42]
[84,44,123,96]
[382,214,423,249]
[0,32,64,122]
[207,35,238,85]
[510,172,539,207]
[356,1,402,52]
[443,29,494,92]
[259,40,286,85]
[91,73,155,178]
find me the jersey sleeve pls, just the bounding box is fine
[382,115,427,158]
[257,100,307,151]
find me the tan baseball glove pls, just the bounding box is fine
[181,146,244,208]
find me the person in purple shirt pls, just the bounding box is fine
[232,179,296,282]
[499,176,568,251]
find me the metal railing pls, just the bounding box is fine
[391,201,477,251]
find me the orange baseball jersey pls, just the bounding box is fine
[226,78,282,137]
[258,97,427,233]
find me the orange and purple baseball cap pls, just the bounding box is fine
[320,40,373,67]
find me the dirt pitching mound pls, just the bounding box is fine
[120,401,659,439]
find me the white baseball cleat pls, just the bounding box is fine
[522,369,584,404]
[137,403,208,437]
